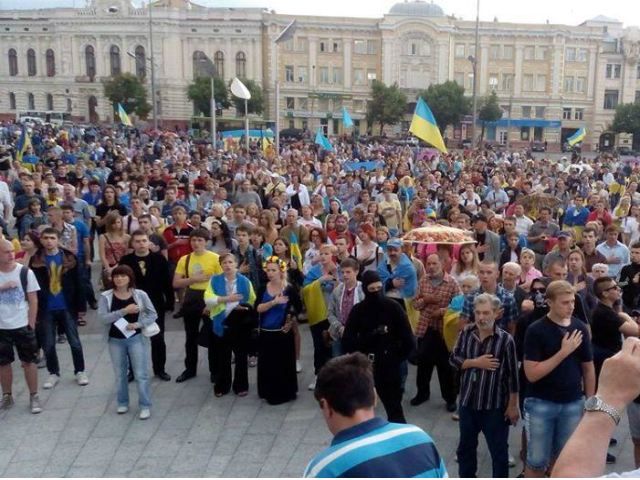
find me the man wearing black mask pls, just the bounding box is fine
[342,270,415,423]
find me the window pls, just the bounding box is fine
[535,47,547,60]
[535,106,545,118]
[606,64,621,79]
[235,51,246,78]
[604,89,619,109]
[410,43,418,56]
[285,65,294,82]
[319,67,329,84]
[455,44,465,58]
[536,74,546,92]
[319,41,326,53]
[354,68,364,85]
[367,41,377,55]
[353,100,364,111]
[577,48,588,62]
[576,76,586,93]
[522,106,531,118]
[192,51,210,78]
[298,98,308,110]
[454,71,465,86]
[637,64,640,80]
[285,97,295,109]
[524,46,535,60]
[27,92,35,110]
[288,120,295,129]
[295,37,308,53]
[109,45,120,76]
[574,108,584,120]
[8,49,17,76]
[503,45,514,60]
[367,70,377,84]
[297,66,308,83]
[354,40,366,55]
[533,126,543,141]
[282,39,293,52]
[9,92,16,110]
[46,49,55,77]
[488,74,499,90]
[635,91,640,104]
[520,126,530,141]
[332,67,343,85]
[564,76,574,93]
[332,41,340,53]
[66,98,72,113]
[523,74,534,91]
[135,45,146,80]
[565,47,576,62]
[501,73,514,92]
[85,45,96,79]
[214,51,224,79]
[490,44,500,60]
[27,49,36,76]
[46,93,53,111]
[562,107,572,120]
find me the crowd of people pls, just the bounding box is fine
[1,119,640,476]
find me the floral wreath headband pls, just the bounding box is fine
[263,256,288,273]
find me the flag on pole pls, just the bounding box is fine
[15,127,31,163]
[289,231,303,271]
[314,128,333,151]
[117,103,133,127]
[409,97,448,154]
[342,107,354,129]
[567,127,586,147]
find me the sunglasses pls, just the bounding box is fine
[604,284,621,292]
[531,288,546,294]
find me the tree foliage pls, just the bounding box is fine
[366,80,407,134]
[103,73,151,119]
[417,80,470,131]
[186,77,230,117]
[612,103,640,136]
[478,91,503,141]
[231,79,264,115]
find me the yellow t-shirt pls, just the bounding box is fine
[175,251,223,291]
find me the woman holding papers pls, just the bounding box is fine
[98,264,158,420]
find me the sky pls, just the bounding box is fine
[1,0,639,27]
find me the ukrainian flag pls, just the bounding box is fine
[409,97,448,154]
[342,107,354,129]
[567,127,586,147]
[314,128,333,152]
[117,103,133,127]
[15,127,31,163]
[289,231,303,271]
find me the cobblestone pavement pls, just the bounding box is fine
[0,311,635,477]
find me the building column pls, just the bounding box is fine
[343,38,352,89]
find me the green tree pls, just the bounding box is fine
[367,80,407,135]
[478,91,503,141]
[417,80,470,132]
[186,77,230,117]
[231,79,264,115]
[103,73,151,119]
[612,103,640,150]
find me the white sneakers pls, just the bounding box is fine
[308,377,316,391]
[76,372,89,386]
[296,360,303,373]
[117,406,129,414]
[42,374,60,389]
[30,394,42,414]
[117,405,150,419]
[139,408,151,420]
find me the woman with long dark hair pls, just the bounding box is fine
[208,219,237,255]
[95,185,127,235]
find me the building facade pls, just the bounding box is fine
[1,0,640,150]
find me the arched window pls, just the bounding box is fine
[66,98,72,113]
[46,93,54,111]
[27,93,35,110]
[109,45,121,76]
[9,92,16,110]
[46,49,55,77]
[135,45,146,79]
[235,51,246,78]
[214,51,224,79]
[85,45,96,80]
[8,49,18,76]
[192,50,208,78]
[27,49,36,76]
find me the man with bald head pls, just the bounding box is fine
[411,254,460,411]
[0,239,42,413]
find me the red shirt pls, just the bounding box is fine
[162,223,194,264]
[587,210,612,227]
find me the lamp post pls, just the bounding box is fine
[470,0,480,146]
[147,0,157,130]
[274,20,297,155]
[197,56,217,147]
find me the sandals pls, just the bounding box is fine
[78,319,87,327]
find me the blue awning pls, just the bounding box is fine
[482,119,562,128]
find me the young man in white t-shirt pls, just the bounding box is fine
[0,239,42,414]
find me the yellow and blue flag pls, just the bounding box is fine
[15,127,31,163]
[117,103,133,127]
[409,97,448,154]
[567,127,586,147]
[314,128,333,152]
[289,231,303,271]
[342,107,354,129]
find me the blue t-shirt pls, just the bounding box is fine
[45,252,67,311]
[73,220,90,262]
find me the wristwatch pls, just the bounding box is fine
[584,396,621,425]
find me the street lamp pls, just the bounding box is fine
[197,56,217,148]
[470,0,480,146]
[273,20,297,155]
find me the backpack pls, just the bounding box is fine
[18,265,29,297]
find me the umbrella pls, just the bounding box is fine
[402,225,476,245]
[516,192,562,212]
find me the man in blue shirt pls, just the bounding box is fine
[304,353,447,478]
[597,225,630,279]
[62,205,96,310]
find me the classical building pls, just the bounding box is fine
[1,0,640,150]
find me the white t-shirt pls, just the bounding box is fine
[0,264,40,329]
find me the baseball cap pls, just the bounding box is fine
[387,238,403,249]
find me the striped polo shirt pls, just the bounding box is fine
[303,417,448,478]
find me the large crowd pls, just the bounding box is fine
[1,120,640,477]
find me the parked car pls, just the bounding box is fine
[616,146,636,156]
[531,140,546,152]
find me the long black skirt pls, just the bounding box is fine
[257,329,298,405]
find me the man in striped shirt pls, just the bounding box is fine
[450,293,520,478]
[304,353,447,478]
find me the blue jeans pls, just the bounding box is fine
[108,335,152,408]
[457,406,510,478]
[524,396,584,471]
[41,309,85,375]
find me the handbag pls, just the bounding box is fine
[142,322,160,337]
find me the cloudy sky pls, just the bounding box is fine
[1,0,639,27]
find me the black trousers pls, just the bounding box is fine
[309,320,331,375]
[415,328,456,404]
[374,360,406,424]
[213,330,249,395]
[182,290,215,375]
[150,311,167,375]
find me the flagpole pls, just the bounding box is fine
[245,98,249,151]
[211,76,216,148]
[471,0,480,146]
